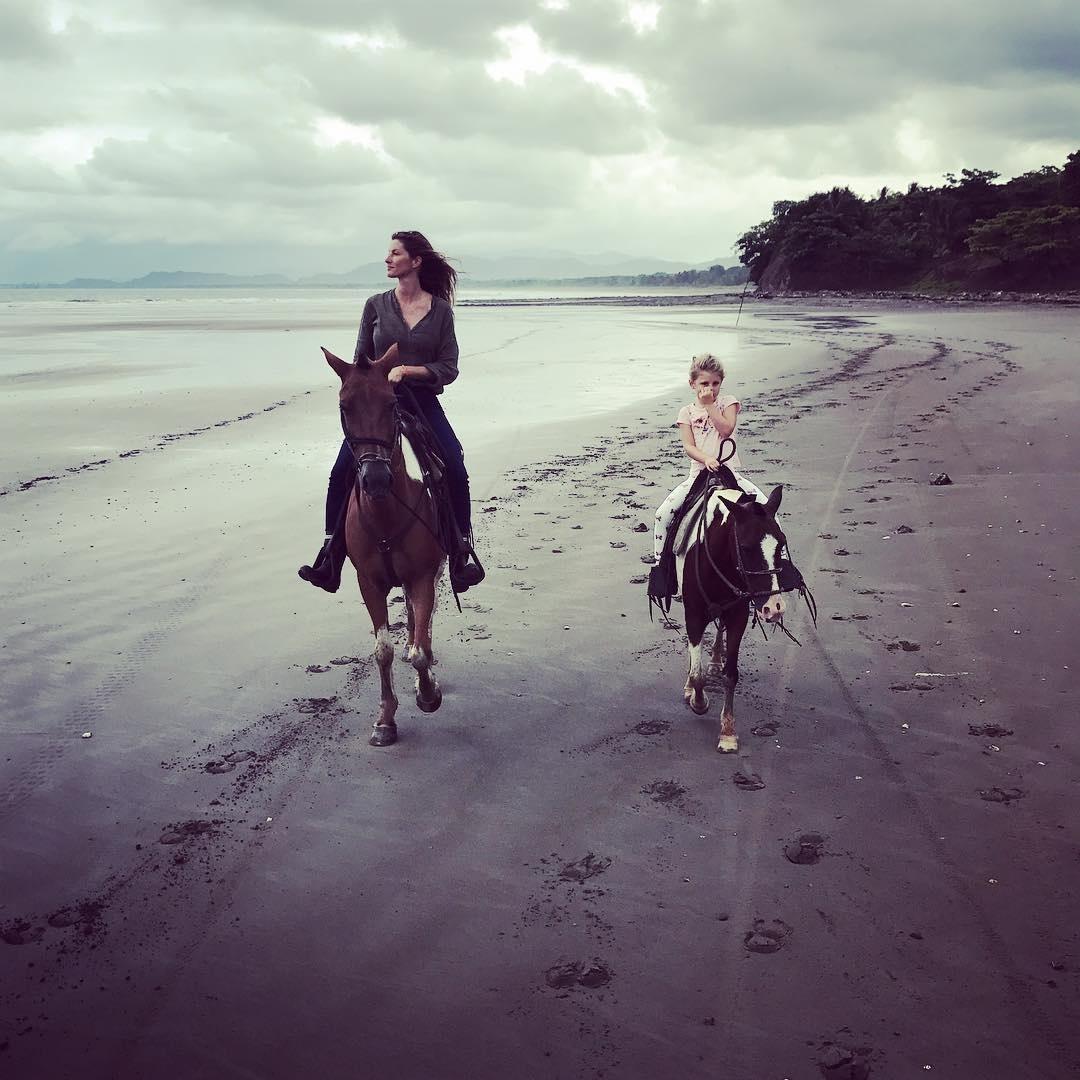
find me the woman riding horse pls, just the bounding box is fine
[299,230,484,594]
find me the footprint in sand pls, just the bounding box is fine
[743,918,792,954]
[733,771,766,791]
[47,901,103,930]
[784,833,826,865]
[305,664,331,674]
[544,959,613,990]
[978,787,1025,804]
[885,640,920,652]
[158,820,215,845]
[224,749,257,764]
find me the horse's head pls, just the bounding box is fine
[321,343,400,499]
[718,484,787,623]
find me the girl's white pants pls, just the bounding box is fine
[653,471,766,561]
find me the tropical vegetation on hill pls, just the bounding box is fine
[737,151,1080,292]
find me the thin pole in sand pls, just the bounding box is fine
[734,272,752,329]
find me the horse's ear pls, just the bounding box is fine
[321,346,353,382]
[372,342,400,376]
[765,484,783,516]
[717,494,741,514]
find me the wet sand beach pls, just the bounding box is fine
[1,296,1078,1079]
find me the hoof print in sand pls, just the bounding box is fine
[204,759,235,774]
[634,719,670,736]
[1,920,46,946]
[642,779,687,804]
[968,723,1013,738]
[544,959,612,991]
[295,697,337,714]
[305,664,330,674]
[733,771,765,791]
[559,853,612,883]
[784,833,826,865]
[751,723,778,738]
[158,820,215,845]
[743,918,792,954]
[816,1041,875,1079]
[978,787,1025,804]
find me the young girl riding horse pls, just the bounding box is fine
[649,353,781,612]
[299,230,485,595]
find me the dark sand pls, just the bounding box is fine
[1,299,1078,1079]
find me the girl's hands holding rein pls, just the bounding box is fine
[388,365,407,384]
[703,457,721,472]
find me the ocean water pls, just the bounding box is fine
[0,285,773,490]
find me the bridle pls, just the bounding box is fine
[339,404,399,470]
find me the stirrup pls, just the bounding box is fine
[450,534,485,592]
[647,558,677,617]
[298,535,345,593]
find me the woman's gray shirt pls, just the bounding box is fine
[353,290,459,393]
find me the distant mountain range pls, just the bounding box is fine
[8,252,735,289]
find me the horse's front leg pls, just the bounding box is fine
[405,574,441,714]
[402,593,417,664]
[682,586,710,717]
[717,606,750,753]
[358,577,398,746]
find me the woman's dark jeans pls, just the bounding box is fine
[325,388,472,536]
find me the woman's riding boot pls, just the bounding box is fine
[450,536,485,592]
[298,530,348,593]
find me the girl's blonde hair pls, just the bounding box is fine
[689,353,724,382]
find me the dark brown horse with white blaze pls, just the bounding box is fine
[320,343,444,747]
[679,483,787,754]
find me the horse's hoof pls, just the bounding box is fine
[369,725,397,747]
[687,695,709,716]
[717,734,739,754]
[416,688,442,714]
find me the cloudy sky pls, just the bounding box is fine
[2,0,1078,281]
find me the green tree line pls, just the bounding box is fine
[737,151,1080,292]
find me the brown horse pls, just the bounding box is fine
[320,343,445,747]
[679,483,792,753]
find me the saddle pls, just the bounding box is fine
[647,466,743,612]
[395,403,458,562]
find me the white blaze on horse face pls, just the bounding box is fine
[757,533,786,623]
